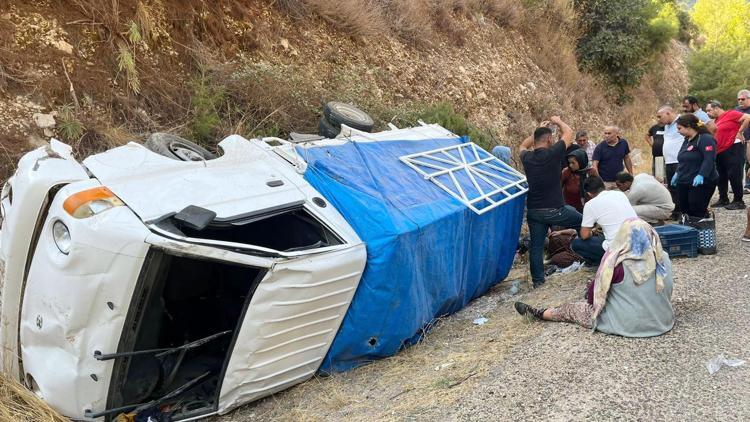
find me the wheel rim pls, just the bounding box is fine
[333,104,372,124]
[169,142,205,161]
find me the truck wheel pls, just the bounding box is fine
[145,133,217,161]
[323,102,375,133]
[318,116,341,139]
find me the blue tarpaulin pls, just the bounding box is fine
[298,136,526,372]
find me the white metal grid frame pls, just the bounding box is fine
[399,142,528,215]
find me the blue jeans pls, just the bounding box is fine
[527,206,582,285]
[571,235,605,265]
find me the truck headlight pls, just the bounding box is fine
[52,220,71,255]
[63,186,124,218]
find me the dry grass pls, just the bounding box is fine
[224,268,591,420]
[0,375,67,422]
[279,0,524,45]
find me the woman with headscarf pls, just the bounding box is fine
[514,219,674,337]
[561,148,599,213]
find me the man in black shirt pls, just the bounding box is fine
[646,123,665,181]
[520,116,582,288]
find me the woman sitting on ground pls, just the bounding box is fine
[561,149,599,213]
[514,218,674,337]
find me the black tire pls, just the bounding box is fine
[323,102,374,132]
[144,133,216,161]
[318,116,341,139]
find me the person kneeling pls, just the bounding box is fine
[571,176,637,266]
[515,219,675,337]
[615,171,674,224]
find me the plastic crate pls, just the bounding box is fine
[654,224,699,258]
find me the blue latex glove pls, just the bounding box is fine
[692,174,704,187]
[670,173,679,187]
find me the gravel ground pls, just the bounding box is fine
[218,205,750,421]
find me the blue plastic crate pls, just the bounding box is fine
[654,224,699,258]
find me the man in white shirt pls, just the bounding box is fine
[571,176,638,265]
[657,105,684,218]
[615,172,674,223]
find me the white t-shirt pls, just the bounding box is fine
[581,190,638,250]
[662,118,684,164]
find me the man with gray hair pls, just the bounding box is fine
[657,105,682,218]
[592,125,633,189]
[736,89,750,193]
[575,130,596,161]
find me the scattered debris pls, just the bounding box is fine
[706,354,745,375]
[473,317,488,326]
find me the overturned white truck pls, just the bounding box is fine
[0,122,527,420]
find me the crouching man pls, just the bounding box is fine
[615,171,675,224]
[572,176,637,266]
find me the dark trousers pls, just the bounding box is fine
[571,235,605,266]
[716,143,744,203]
[677,181,717,218]
[665,163,680,213]
[527,206,582,285]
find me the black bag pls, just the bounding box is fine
[680,213,716,255]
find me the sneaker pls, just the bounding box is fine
[742,235,750,243]
[711,199,730,208]
[725,201,746,210]
[514,301,545,319]
[745,187,750,194]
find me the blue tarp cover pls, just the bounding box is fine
[299,137,526,372]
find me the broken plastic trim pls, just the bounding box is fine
[84,371,212,419]
[148,203,346,258]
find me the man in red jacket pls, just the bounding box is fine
[706,101,750,210]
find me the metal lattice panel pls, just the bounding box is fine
[400,142,528,215]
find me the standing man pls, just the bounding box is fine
[736,89,750,193]
[645,121,665,181]
[657,106,683,219]
[576,130,596,161]
[571,176,637,266]
[520,116,582,288]
[682,95,710,123]
[591,126,633,189]
[705,100,750,210]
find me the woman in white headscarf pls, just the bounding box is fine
[514,218,674,337]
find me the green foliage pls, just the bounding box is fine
[574,0,680,101]
[645,1,680,49]
[57,104,85,142]
[692,0,750,49]
[688,0,750,105]
[688,48,750,105]
[416,102,493,149]
[116,42,140,94]
[675,6,698,42]
[190,74,225,142]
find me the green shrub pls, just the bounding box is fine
[688,48,750,106]
[574,0,679,101]
[57,104,85,142]
[190,74,224,142]
[416,102,493,149]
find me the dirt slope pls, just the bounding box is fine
[0,1,687,180]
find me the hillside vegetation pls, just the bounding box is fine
[0,0,687,179]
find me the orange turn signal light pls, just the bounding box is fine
[63,186,124,219]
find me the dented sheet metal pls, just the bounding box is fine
[217,244,366,414]
[1,135,367,420]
